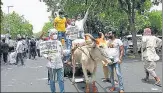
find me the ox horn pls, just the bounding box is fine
[84,33,96,42]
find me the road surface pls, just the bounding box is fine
[1,56,162,92]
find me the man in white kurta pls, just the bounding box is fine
[142,28,162,86]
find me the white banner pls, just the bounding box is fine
[40,40,62,62]
[40,40,58,55]
[66,26,79,40]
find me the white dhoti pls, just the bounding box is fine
[143,46,160,78]
[144,60,157,77]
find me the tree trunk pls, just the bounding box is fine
[131,22,137,54]
[128,15,137,54]
[127,0,137,55]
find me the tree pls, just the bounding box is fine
[42,22,53,37]
[40,0,65,18]
[1,12,33,38]
[0,1,3,39]
[41,0,161,54]
[148,10,162,34]
[117,0,152,54]
[135,11,151,34]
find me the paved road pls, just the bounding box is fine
[1,56,162,92]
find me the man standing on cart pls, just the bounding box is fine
[54,11,67,46]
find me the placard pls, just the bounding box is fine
[66,26,79,40]
[40,40,62,62]
[39,40,59,55]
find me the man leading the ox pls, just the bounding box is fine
[42,29,64,93]
[96,32,118,84]
[107,31,124,93]
[141,28,162,86]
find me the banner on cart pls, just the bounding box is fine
[66,26,79,40]
[39,40,59,55]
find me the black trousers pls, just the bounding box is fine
[37,49,40,57]
[3,52,8,63]
[0,53,2,63]
[16,53,24,65]
[23,50,27,58]
[9,47,14,52]
[29,47,36,59]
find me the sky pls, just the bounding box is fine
[1,0,162,33]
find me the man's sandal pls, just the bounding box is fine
[155,80,162,87]
[119,90,124,93]
[109,87,115,92]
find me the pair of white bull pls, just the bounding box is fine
[70,34,111,92]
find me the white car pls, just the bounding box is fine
[126,34,142,53]
[156,36,162,53]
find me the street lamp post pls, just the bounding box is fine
[7,6,14,36]
[5,6,13,44]
[7,6,13,14]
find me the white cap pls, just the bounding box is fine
[48,28,58,37]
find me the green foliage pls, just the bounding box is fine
[42,22,53,37]
[1,12,33,38]
[135,12,151,31]
[148,10,162,34]
[40,0,161,35]
[40,0,161,54]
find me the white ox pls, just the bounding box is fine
[71,34,111,92]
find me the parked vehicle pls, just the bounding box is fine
[126,34,142,53]
[156,36,162,53]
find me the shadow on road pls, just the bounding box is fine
[75,82,86,92]
[141,79,156,85]
[103,86,119,92]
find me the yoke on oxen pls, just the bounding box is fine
[71,34,95,56]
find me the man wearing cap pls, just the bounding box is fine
[42,29,64,93]
[141,28,162,86]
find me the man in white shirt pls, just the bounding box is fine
[75,6,91,39]
[41,29,64,93]
[15,38,24,65]
[107,31,124,93]
[66,19,77,49]
[64,19,77,63]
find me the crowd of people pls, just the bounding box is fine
[0,36,42,65]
